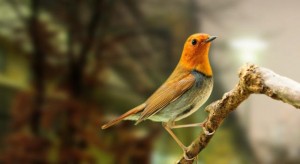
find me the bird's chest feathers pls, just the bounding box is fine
[191,70,205,88]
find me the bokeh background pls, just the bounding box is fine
[0,0,300,163]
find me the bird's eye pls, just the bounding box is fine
[191,39,197,45]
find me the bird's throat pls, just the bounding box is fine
[194,57,212,76]
[179,53,212,77]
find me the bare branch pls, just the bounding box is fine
[177,64,300,164]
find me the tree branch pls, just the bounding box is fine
[177,64,300,164]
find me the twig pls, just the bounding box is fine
[177,64,300,164]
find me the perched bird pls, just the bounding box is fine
[102,33,216,159]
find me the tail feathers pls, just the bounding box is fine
[101,103,146,129]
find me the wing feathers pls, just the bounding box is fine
[101,103,146,129]
[136,73,195,124]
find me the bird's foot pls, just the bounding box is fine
[199,120,214,135]
[202,126,215,135]
[183,149,196,161]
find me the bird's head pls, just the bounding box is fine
[179,33,217,76]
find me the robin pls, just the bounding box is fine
[102,33,217,159]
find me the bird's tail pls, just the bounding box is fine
[101,103,146,129]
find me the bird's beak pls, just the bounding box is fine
[205,36,217,43]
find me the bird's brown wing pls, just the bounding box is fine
[136,73,195,124]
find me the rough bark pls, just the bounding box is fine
[177,64,300,164]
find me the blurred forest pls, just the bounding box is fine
[1,0,295,163]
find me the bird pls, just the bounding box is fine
[102,33,217,159]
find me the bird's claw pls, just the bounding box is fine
[199,120,214,135]
[183,151,196,161]
[203,127,215,135]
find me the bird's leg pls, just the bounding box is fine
[162,122,195,161]
[162,122,186,151]
[170,122,204,128]
[170,119,214,135]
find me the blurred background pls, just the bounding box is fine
[0,0,299,163]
